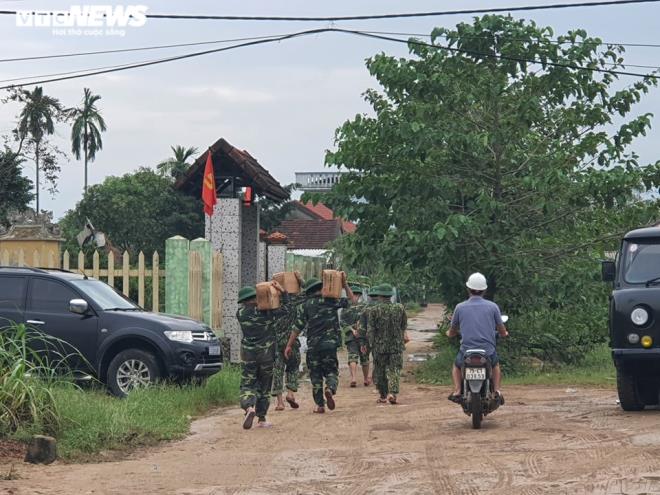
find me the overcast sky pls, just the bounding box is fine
[1,0,659,220]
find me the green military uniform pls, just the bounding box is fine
[237,287,287,420]
[341,288,369,366]
[271,293,304,397]
[292,278,348,407]
[365,284,407,399]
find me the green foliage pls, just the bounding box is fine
[59,167,203,255]
[316,16,660,365]
[67,88,107,191]
[0,148,33,225]
[0,323,74,436]
[258,183,298,232]
[5,86,66,208]
[157,145,198,182]
[33,367,240,459]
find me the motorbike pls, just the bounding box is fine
[457,315,508,429]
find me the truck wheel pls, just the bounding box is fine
[107,349,161,398]
[616,369,645,411]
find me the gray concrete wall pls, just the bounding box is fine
[241,203,259,287]
[258,241,267,282]
[206,197,242,361]
[267,244,287,281]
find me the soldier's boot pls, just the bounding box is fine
[243,407,256,430]
[324,387,336,410]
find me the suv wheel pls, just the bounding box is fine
[616,369,645,411]
[107,349,161,397]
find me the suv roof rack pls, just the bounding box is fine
[36,267,75,274]
[0,266,48,273]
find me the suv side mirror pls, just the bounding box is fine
[602,260,616,282]
[70,299,89,315]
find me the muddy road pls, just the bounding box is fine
[2,305,660,495]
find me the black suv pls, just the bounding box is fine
[602,227,660,410]
[0,267,222,396]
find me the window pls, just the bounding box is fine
[0,276,27,311]
[69,279,136,310]
[622,241,660,284]
[30,279,79,313]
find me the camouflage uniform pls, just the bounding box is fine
[365,302,408,398]
[293,296,349,407]
[237,297,288,419]
[271,294,304,396]
[341,302,370,365]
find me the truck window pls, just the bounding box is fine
[30,279,79,313]
[0,276,27,311]
[622,241,660,283]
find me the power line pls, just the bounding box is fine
[1,0,658,22]
[6,31,657,85]
[0,33,289,63]
[350,29,659,78]
[0,28,657,91]
[7,29,660,67]
[364,30,660,49]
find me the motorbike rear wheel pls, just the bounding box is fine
[470,393,483,429]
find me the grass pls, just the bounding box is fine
[415,343,615,387]
[13,367,241,460]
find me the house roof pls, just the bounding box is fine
[294,201,357,233]
[174,138,289,202]
[277,219,342,249]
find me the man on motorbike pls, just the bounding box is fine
[446,272,508,403]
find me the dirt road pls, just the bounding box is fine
[3,305,660,495]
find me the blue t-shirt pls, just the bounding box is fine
[450,296,503,354]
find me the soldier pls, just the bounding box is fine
[284,276,353,413]
[271,285,305,411]
[341,285,371,387]
[237,281,286,429]
[363,284,409,405]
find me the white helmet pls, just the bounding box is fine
[466,272,488,291]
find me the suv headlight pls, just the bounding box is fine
[631,307,649,326]
[164,330,194,343]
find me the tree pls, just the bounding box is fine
[157,145,198,181]
[68,88,107,193]
[258,183,298,232]
[7,86,64,212]
[0,148,33,224]
[59,168,203,255]
[315,16,660,365]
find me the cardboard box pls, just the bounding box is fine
[322,270,345,299]
[256,282,281,310]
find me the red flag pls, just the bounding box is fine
[202,150,217,216]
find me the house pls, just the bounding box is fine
[276,200,356,250]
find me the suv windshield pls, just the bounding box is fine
[622,240,660,284]
[69,279,139,310]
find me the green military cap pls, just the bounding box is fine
[350,284,364,294]
[238,286,257,303]
[370,283,393,297]
[304,277,323,293]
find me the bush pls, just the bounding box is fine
[46,366,240,458]
[0,323,73,436]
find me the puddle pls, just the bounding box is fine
[407,353,437,362]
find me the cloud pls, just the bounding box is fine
[181,85,274,103]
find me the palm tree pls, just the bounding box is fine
[157,145,198,181]
[68,88,107,193]
[14,86,63,212]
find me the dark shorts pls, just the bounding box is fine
[454,350,499,368]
